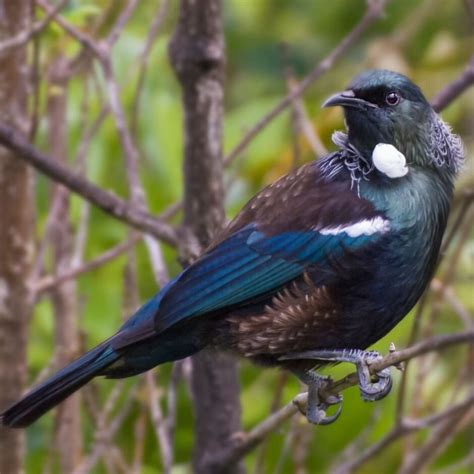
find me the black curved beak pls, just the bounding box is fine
[322,90,377,109]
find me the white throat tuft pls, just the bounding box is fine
[372,143,408,178]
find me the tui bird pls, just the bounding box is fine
[1,70,463,427]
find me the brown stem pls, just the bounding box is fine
[34,235,142,295]
[101,55,146,207]
[431,55,474,112]
[0,0,67,53]
[0,2,34,473]
[131,0,171,138]
[46,54,82,472]
[0,122,178,245]
[223,0,390,166]
[335,396,473,474]
[213,330,474,466]
[399,406,473,474]
[169,1,243,473]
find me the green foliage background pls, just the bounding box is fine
[26,0,473,472]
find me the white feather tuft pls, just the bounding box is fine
[372,143,408,178]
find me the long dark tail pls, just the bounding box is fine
[1,342,119,428]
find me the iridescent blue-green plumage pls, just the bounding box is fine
[1,70,463,428]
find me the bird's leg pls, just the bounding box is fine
[283,349,392,402]
[292,370,343,425]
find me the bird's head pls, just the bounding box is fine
[324,69,463,175]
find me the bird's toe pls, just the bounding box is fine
[359,367,392,402]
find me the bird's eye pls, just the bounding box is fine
[385,92,400,106]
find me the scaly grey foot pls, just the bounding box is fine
[292,370,343,425]
[283,348,392,404]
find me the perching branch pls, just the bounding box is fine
[212,330,474,466]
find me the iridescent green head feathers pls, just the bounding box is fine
[324,69,463,175]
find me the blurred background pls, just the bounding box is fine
[0,0,472,473]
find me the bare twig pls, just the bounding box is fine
[332,396,473,474]
[213,330,474,466]
[431,280,473,328]
[74,106,110,173]
[223,0,390,165]
[140,226,175,472]
[0,0,67,54]
[431,55,474,112]
[253,372,289,474]
[71,202,91,268]
[105,0,140,48]
[36,0,104,58]
[399,404,473,474]
[0,3,34,472]
[286,72,328,159]
[101,58,146,206]
[72,384,138,474]
[131,0,171,137]
[146,372,173,474]
[34,235,142,295]
[0,123,178,245]
[131,408,146,474]
[169,2,243,473]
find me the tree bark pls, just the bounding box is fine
[169,1,243,473]
[0,2,34,473]
[46,55,82,473]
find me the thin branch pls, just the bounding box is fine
[431,55,474,112]
[0,123,178,245]
[131,409,146,474]
[38,0,152,209]
[105,0,140,48]
[74,105,110,173]
[0,0,67,54]
[223,0,390,166]
[368,330,474,373]
[71,202,91,268]
[101,56,146,207]
[36,0,104,58]
[212,330,474,466]
[131,0,171,137]
[329,406,382,472]
[33,235,142,295]
[332,396,473,474]
[253,372,289,474]
[72,384,138,474]
[146,372,173,474]
[399,406,473,474]
[285,68,328,159]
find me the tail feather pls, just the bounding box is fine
[1,342,119,428]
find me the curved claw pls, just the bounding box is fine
[312,400,343,425]
[294,394,343,425]
[356,354,393,401]
[359,367,392,401]
[287,348,395,423]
